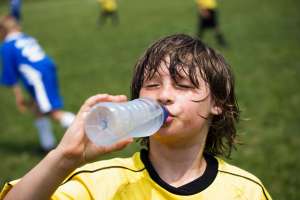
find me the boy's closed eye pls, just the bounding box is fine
[142,77,161,88]
[174,77,197,89]
[175,82,196,89]
[143,83,196,90]
[144,83,160,88]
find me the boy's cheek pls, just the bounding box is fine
[139,90,158,100]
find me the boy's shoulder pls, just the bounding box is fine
[216,157,262,184]
[215,157,272,199]
[57,151,145,191]
[216,157,271,194]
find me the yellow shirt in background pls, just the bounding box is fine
[98,0,117,12]
[196,0,217,9]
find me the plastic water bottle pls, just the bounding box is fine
[84,98,168,146]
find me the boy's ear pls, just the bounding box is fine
[211,104,222,115]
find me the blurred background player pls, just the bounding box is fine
[97,0,119,26]
[0,15,75,152]
[10,0,22,22]
[196,0,227,47]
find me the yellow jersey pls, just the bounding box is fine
[0,150,272,200]
[98,0,117,12]
[196,0,217,9]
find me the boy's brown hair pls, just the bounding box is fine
[131,34,240,157]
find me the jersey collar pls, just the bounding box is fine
[4,32,23,42]
[140,149,218,195]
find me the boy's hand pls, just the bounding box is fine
[15,96,28,113]
[12,84,28,113]
[54,94,133,170]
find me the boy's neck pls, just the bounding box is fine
[148,138,207,187]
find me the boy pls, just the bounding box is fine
[0,34,272,199]
[196,0,228,47]
[0,15,75,152]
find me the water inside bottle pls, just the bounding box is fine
[124,99,164,137]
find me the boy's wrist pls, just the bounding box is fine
[48,149,82,174]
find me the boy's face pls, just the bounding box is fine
[139,58,221,145]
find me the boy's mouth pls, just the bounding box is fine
[163,107,175,124]
[165,115,174,124]
[166,109,175,117]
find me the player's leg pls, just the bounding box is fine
[98,10,103,26]
[197,13,205,38]
[99,10,108,26]
[212,10,228,47]
[34,115,56,152]
[20,64,75,149]
[19,64,57,152]
[215,28,227,47]
[50,110,75,129]
[37,64,75,129]
[20,63,75,149]
[111,11,119,25]
[26,100,56,152]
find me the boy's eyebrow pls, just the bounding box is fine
[145,75,160,82]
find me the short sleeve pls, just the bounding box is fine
[0,180,19,200]
[51,180,92,200]
[0,179,91,200]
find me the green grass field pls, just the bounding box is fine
[0,0,299,199]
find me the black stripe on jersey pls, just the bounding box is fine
[140,149,219,195]
[60,165,145,185]
[218,170,270,200]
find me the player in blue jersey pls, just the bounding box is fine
[10,0,22,22]
[0,15,75,152]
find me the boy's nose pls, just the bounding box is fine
[157,86,174,105]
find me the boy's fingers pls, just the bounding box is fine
[79,94,128,115]
[115,95,127,102]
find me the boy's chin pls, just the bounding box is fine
[154,128,181,138]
